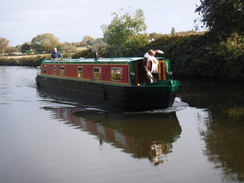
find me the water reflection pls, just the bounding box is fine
[178,79,244,182]
[43,106,182,166]
[200,112,244,182]
[178,79,244,115]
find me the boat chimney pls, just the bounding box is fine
[94,52,98,62]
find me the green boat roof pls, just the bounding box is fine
[42,57,168,64]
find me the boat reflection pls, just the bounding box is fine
[43,107,182,165]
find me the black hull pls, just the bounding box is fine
[36,76,177,112]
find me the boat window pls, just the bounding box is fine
[110,67,122,81]
[93,67,101,79]
[77,66,83,78]
[60,66,65,76]
[53,66,57,75]
[44,65,47,74]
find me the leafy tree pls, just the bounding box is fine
[6,46,18,54]
[21,42,31,53]
[31,33,61,53]
[93,38,105,45]
[79,36,94,47]
[62,42,77,53]
[3,46,19,56]
[195,0,244,35]
[101,9,148,57]
[31,43,46,54]
[15,45,21,52]
[0,37,9,57]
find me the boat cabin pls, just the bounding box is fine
[38,57,172,86]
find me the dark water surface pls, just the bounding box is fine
[0,66,243,183]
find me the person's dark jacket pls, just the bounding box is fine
[51,51,62,59]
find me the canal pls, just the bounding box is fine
[0,66,243,183]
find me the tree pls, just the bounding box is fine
[195,0,244,35]
[78,36,94,47]
[21,42,31,54]
[62,42,77,53]
[0,37,9,57]
[6,46,18,54]
[101,9,148,57]
[93,38,105,45]
[15,45,21,52]
[31,33,61,53]
[82,36,94,46]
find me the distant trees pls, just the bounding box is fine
[195,0,244,35]
[62,42,77,53]
[21,42,31,53]
[0,37,9,57]
[6,46,18,54]
[81,36,94,46]
[3,34,105,55]
[101,9,148,57]
[31,33,61,54]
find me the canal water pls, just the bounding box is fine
[0,66,243,183]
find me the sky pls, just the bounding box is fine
[0,0,204,46]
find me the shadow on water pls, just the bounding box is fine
[42,106,182,166]
[178,79,244,182]
[178,78,244,111]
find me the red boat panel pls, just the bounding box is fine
[41,63,130,84]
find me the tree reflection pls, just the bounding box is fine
[200,110,244,182]
[178,79,244,182]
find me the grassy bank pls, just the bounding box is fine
[0,55,49,66]
[0,53,72,66]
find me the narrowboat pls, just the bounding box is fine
[36,57,180,111]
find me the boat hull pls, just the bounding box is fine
[36,75,179,112]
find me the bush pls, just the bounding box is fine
[142,33,244,80]
[0,33,243,81]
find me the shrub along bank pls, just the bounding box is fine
[73,32,243,80]
[143,32,244,81]
[1,33,243,80]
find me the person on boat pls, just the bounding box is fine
[142,49,164,83]
[50,48,63,59]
